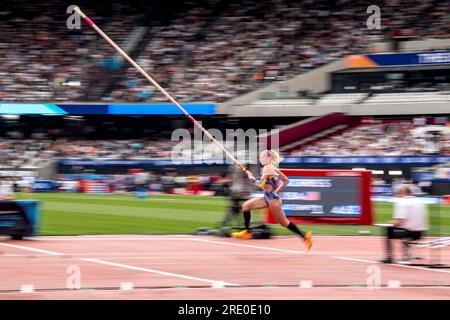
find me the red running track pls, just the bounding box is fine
[0,235,448,300]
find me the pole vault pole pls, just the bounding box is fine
[74,6,249,173]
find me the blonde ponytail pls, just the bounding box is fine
[269,149,283,163]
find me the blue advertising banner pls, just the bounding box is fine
[59,104,109,114]
[367,51,450,66]
[58,156,449,167]
[58,159,215,167]
[32,180,58,192]
[109,103,216,115]
[283,155,449,166]
[0,103,217,115]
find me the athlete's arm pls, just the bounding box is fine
[275,171,289,193]
[246,171,269,189]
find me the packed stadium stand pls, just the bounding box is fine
[1,0,450,103]
[106,0,450,102]
[0,139,179,169]
[0,0,144,102]
[288,120,450,156]
[0,116,448,171]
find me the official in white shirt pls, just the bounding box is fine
[381,184,429,264]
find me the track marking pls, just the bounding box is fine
[82,258,237,286]
[299,280,313,288]
[0,242,238,286]
[387,280,401,288]
[334,257,375,264]
[278,235,384,239]
[120,282,134,291]
[192,237,306,254]
[20,284,35,293]
[334,256,450,274]
[0,243,62,256]
[0,284,448,296]
[190,238,450,274]
[0,250,312,260]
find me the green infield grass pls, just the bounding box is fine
[15,193,449,236]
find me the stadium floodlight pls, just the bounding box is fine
[73,6,249,173]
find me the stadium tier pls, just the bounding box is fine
[288,120,450,157]
[2,0,450,103]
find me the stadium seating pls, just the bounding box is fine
[0,119,447,170]
[364,92,450,104]
[289,121,450,156]
[249,99,314,108]
[316,93,367,105]
[2,0,449,103]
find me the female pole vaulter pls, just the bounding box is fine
[232,150,313,251]
[75,8,311,251]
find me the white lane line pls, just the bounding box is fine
[334,256,450,274]
[82,258,237,286]
[278,235,384,239]
[192,238,306,254]
[36,238,190,241]
[191,238,450,275]
[0,250,306,258]
[3,236,448,276]
[0,243,62,256]
[0,243,238,286]
[334,257,376,264]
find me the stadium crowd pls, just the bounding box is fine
[290,122,450,156]
[1,0,449,103]
[0,1,142,102]
[0,139,54,168]
[0,121,448,169]
[0,139,179,168]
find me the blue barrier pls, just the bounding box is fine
[0,200,41,237]
[16,200,41,236]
